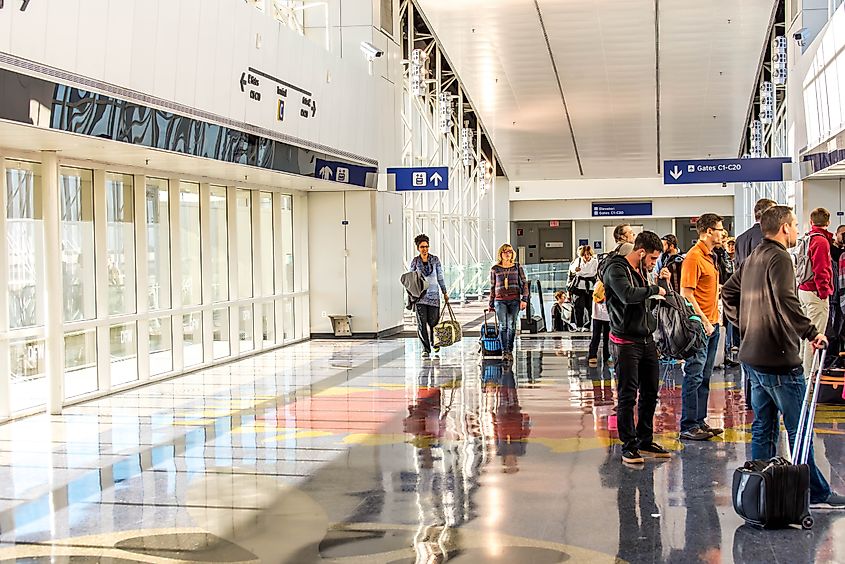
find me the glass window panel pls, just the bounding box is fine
[281,195,294,293]
[282,298,294,342]
[209,186,229,302]
[236,190,253,299]
[212,308,230,359]
[259,192,274,296]
[262,302,275,348]
[64,329,98,398]
[180,182,202,307]
[60,167,96,322]
[146,178,171,311]
[149,316,173,376]
[9,337,46,411]
[105,173,136,315]
[239,305,254,352]
[6,161,44,329]
[110,322,138,386]
[182,312,203,367]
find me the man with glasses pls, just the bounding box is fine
[679,213,725,441]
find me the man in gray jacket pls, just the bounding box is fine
[722,205,844,508]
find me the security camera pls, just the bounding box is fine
[360,42,384,61]
[793,28,807,47]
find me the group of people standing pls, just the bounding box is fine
[403,206,845,508]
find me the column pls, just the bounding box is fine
[42,152,63,415]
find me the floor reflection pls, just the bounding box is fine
[0,337,842,562]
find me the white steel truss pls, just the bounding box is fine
[400,0,499,300]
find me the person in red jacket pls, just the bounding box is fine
[798,207,834,376]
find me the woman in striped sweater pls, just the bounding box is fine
[488,244,529,361]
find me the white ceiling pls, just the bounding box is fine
[416,0,776,181]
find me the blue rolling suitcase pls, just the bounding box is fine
[480,310,502,358]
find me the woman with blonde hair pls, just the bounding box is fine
[488,244,528,361]
[568,245,598,330]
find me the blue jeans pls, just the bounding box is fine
[743,364,832,503]
[494,300,520,353]
[681,323,719,431]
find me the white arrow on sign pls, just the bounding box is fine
[669,165,683,180]
[430,172,443,186]
[319,166,333,180]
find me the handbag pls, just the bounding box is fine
[433,302,462,348]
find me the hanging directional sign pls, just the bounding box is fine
[314,158,377,188]
[387,166,449,191]
[663,157,791,185]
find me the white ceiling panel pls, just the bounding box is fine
[417,0,775,181]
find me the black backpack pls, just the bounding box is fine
[596,243,624,281]
[653,287,706,360]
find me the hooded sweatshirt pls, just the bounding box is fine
[602,254,661,343]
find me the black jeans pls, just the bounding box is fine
[589,319,610,360]
[572,288,592,327]
[416,303,440,353]
[612,339,660,450]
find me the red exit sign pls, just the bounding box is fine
[549,220,560,228]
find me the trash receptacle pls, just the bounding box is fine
[329,315,353,337]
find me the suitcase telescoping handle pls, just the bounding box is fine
[795,345,827,465]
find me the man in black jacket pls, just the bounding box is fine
[722,205,844,508]
[733,198,776,268]
[603,231,672,464]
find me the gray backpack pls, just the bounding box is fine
[793,232,822,285]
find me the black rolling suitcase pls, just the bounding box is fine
[731,348,826,530]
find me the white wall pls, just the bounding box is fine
[0,0,399,165]
[511,196,734,221]
[798,178,845,231]
[511,177,730,201]
[307,190,403,336]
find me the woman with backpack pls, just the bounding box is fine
[568,245,598,331]
[488,244,529,361]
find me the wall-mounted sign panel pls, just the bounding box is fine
[663,157,790,184]
[545,242,564,248]
[592,202,653,217]
[314,159,377,186]
[387,166,449,191]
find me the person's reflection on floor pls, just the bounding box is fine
[666,456,721,564]
[483,361,531,473]
[403,364,443,466]
[599,448,663,562]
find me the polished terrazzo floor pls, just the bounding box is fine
[0,336,843,563]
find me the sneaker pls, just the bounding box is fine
[700,422,723,436]
[433,345,440,353]
[723,359,739,368]
[421,351,430,359]
[622,448,644,464]
[588,358,598,367]
[810,493,845,509]
[639,442,672,458]
[679,427,713,441]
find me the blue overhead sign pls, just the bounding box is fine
[663,157,791,185]
[314,159,377,188]
[592,202,653,217]
[387,166,449,191]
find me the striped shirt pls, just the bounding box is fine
[489,264,529,309]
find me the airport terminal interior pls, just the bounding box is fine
[1,0,845,562]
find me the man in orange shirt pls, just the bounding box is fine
[679,213,725,441]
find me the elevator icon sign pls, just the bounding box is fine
[413,172,427,187]
[387,166,450,191]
